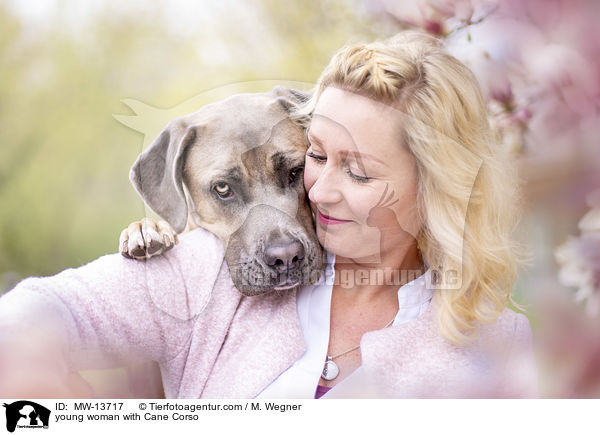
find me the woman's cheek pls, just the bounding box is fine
[348,188,378,224]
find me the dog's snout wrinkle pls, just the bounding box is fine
[264,239,305,272]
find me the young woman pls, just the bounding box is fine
[0,32,537,399]
[260,31,536,398]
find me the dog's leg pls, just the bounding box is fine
[119,218,178,260]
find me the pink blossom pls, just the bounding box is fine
[366,0,477,36]
[555,204,600,317]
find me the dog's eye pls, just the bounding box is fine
[213,182,233,199]
[288,166,304,184]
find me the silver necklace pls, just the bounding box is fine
[321,316,396,381]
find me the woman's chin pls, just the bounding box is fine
[318,240,381,263]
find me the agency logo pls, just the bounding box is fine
[2,401,50,433]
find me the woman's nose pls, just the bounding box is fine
[307,165,342,205]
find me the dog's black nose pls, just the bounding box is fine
[264,240,305,271]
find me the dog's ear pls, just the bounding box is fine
[270,86,311,112]
[129,120,197,233]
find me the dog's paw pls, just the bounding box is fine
[119,218,178,260]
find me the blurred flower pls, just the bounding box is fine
[365,0,478,36]
[579,208,600,233]
[365,0,600,156]
[555,197,600,317]
[535,291,600,397]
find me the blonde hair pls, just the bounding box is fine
[294,31,525,345]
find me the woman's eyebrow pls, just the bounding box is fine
[308,129,386,167]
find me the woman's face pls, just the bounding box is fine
[303,86,422,263]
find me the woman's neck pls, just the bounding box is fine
[332,242,425,302]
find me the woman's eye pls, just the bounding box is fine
[288,166,304,184]
[307,152,326,163]
[213,182,233,199]
[346,169,371,184]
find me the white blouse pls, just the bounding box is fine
[257,252,434,399]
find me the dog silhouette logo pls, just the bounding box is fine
[3,401,50,433]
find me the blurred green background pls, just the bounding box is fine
[0,0,386,290]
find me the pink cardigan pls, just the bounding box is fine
[0,228,538,398]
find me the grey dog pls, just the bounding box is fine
[119,86,324,295]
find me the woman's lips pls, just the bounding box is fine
[317,210,351,225]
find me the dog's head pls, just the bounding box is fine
[130,86,324,295]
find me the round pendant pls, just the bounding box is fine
[321,359,339,381]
